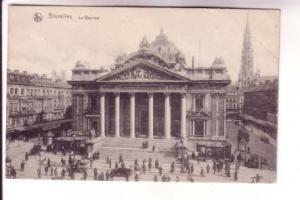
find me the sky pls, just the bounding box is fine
[8,6,280,82]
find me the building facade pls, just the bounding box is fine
[69,30,231,155]
[225,86,243,119]
[6,69,72,134]
[242,80,278,139]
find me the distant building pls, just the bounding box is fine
[6,69,72,138]
[241,79,278,139]
[225,85,243,119]
[238,19,260,90]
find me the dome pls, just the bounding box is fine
[150,29,185,64]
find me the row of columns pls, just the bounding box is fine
[99,92,187,139]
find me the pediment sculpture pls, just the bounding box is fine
[103,64,182,81]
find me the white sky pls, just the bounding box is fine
[8,6,280,82]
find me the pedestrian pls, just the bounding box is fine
[54,167,58,178]
[61,168,66,179]
[50,167,54,177]
[234,170,238,181]
[191,164,194,174]
[135,174,139,181]
[200,167,204,177]
[83,169,87,180]
[176,175,180,182]
[161,174,166,182]
[37,167,41,178]
[106,156,110,164]
[148,157,152,164]
[142,163,146,174]
[20,160,25,171]
[106,170,110,181]
[108,159,112,168]
[170,162,175,173]
[70,170,75,180]
[100,172,105,181]
[153,175,158,182]
[94,168,98,180]
[148,160,152,171]
[119,154,123,163]
[213,160,216,175]
[206,163,210,174]
[25,152,29,161]
[159,166,163,176]
[45,165,49,175]
[134,159,138,166]
[47,158,51,167]
[259,156,263,170]
[152,145,156,152]
[190,176,194,182]
[11,167,17,179]
[155,159,159,169]
[90,159,93,168]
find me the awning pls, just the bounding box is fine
[195,140,230,148]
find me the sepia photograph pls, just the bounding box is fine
[5,5,279,184]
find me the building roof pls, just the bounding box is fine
[7,69,71,89]
[70,30,231,84]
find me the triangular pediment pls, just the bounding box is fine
[96,59,189,82]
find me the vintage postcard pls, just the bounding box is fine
[5,5,279,183]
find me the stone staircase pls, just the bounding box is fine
[94,147,177,163]
[93,136,178,151]
[91,137,179,162]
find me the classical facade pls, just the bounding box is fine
[69,30,231,153]
[7,69,72,134]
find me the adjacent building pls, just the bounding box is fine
[69,30,231,158]
[6,69,72,138]
[242,79,278,139]
[225,85,243,119]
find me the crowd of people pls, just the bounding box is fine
[6,139,265,183]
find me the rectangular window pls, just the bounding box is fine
[15,88,18,95]
[194,120,205,137]
[195,96,204,111]
[21,88,24,95]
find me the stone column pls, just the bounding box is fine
[181,93,187,139]
[115,92,120,137]
[216,95,219,137]
[100,93,105,137]
[130,93,135,138]
[148,93,154,139]
[164,93,171,139]
[191,120,195,137]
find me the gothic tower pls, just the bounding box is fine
[238,18,256,89]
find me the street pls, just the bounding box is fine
[226,120,277,170]
[6,135,276,183]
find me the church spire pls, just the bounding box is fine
[239,16,253,87]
